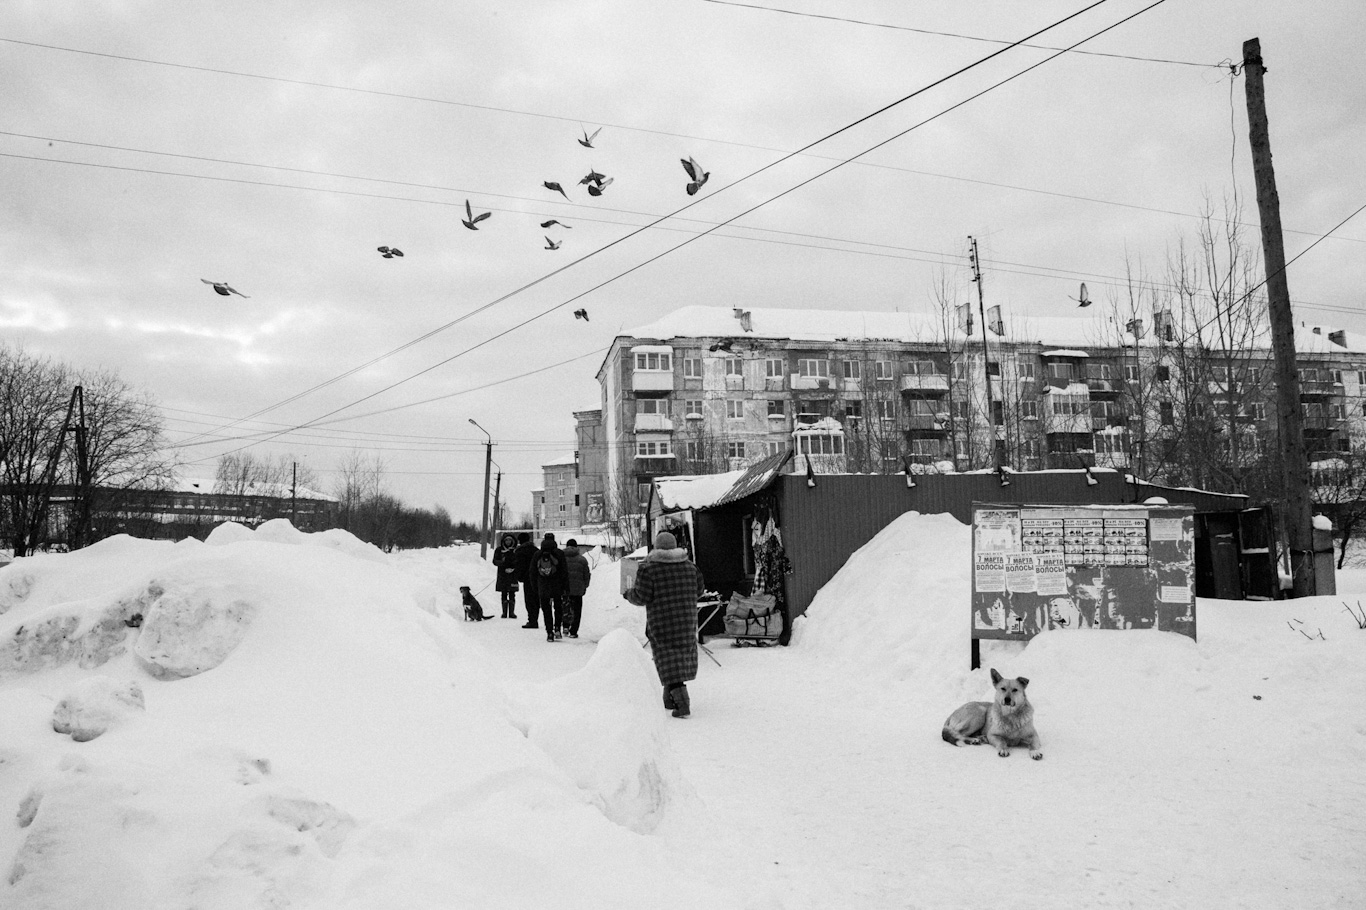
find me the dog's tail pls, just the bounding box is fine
[941,727,958,746]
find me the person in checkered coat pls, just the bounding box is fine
[626,531,707,718]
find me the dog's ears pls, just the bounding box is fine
[1018,676,1030,689]
[990,668,1002,685]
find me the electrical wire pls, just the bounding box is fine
[180,0,1128,460]
[698,0,1217,68]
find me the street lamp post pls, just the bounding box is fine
[470,419,493,559]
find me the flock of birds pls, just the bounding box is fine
[200,127,711,315]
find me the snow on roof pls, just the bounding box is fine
[542,454,577,468]
[619,306,1366,355]
[170,476,336,501]
[653,469,748,512]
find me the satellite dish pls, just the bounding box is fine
[1073,282,1091,308]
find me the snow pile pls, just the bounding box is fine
[0,523,754,910]
[793,511,976,687]
[513,628,698,834]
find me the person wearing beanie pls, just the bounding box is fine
[625,530,706,718]
[562,538,592,638]
[513,532,541,628]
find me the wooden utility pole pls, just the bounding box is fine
[968,237,999,468]
[1243,37,1314,596]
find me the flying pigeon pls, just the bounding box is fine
[586,177,614,197]
[574,309,589,321]
[681,156,710,195]
[540,219,572,229]
[578,126,602,149]
[1073,282,1091,307]
[377,246,404,258]
[200,279,249,298]
[462,199,491,230]
[708,339,734,353]
[579,169,607,186]
[543,181,569,200]
[544,236,561,250]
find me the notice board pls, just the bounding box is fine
[970,502,1196,642]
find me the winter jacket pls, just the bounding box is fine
[563,545,592,596]
[492,537,520,592]
[626,547,706,686]
[531,541,569,595]
[512,540,540,584]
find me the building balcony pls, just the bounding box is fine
[632,371,674,392]
[633,414,674,432]
[790,373,834,391]
[900,374,949,393]
[905,415,947,432]
[1299,379,1336,397]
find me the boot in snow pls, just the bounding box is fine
[669,684,690,719]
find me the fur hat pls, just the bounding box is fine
[543,532,556,544]
[653,531,677,550]
[518,532,531,543]
[565,538,578,547]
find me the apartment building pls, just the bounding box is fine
[590,305,1366,514]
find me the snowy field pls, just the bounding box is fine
[2,514,1363,909]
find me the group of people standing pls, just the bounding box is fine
[492,531,591,641]
[492,528,706,719]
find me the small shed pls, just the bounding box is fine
[650,460,1264,644]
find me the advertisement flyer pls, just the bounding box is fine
[971,502,1195,642]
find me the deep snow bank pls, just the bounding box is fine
[0,526,753,910]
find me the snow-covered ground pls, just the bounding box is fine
[2,515,1363,909]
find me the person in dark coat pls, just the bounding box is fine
[626,531,706,718]
[531,533,569,641]
[562,539,592,638]
[492,534,520,619]
[513,532,541,628]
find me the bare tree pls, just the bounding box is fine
[0,349,70,555]
[1309,451,1366,569]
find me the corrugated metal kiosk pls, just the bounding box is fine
[652,456,1264,646]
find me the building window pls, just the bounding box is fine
[796,434,844,455]
[798,359,829,378]
[726,399,744,420]
[635,440,673,457]
[637,399,665,415]
[986,361,1001,378]
[764,441,783,456]
[874,360,894,380]
[724,356,743,376]
[1018,362,1036,380]
[906,399,936,417]
[1331,403,1347,421]
[1155,365,1171,382]
[1357,369,1366,386]
[844,400,862,425]
[1159,401,1174,426]
[1125,365,1140,382]
[877,400,896,422]
[842,360,862,380]
[765,358,785,378]
[558,504,566,512]
[683,357,702,378]
[685,441,702,461]
[685,399,703,418]
[767,399,784,417]
[1048,363,1073,382]
[1050,393,1087,416]
[635,352,672,371]
[726,441,745,460]
[1021,400,1039,420]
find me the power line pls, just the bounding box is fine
[185,0,1126,462]
[698,0,1216,68]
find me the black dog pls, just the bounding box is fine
[460,586,488,621]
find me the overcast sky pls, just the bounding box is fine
[3,0,1364,523]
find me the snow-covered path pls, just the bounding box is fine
[471,584,1364,910]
